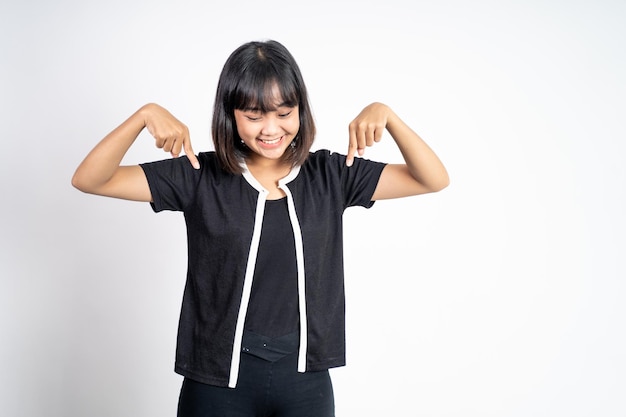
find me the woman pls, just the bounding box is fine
[72,40,449,417]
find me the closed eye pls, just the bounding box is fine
[243,111,262,121]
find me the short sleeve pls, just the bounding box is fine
[307,150,386,209]
[339,154,386,208]
[140,156,203,212]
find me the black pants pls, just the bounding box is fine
[177,352,335,417]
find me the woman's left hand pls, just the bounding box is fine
[346,102,392,167]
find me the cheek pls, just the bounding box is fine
[289,118,301,133]
[236,121,256,139]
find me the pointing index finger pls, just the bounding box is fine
[184,137,200,170]
[346,123,358,167]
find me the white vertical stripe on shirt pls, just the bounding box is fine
[279,180,308,373]
[228,177,268,388]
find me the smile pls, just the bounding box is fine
[258,136,283,145]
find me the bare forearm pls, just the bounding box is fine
[72,106,147,193]
[386,110,449,192]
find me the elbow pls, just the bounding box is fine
[71,172,86,193]
[434,174,450,192]
[424,171,450,193]
[427,182,448,194]
[71,169,93,194]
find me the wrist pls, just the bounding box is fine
[137,103,159,127]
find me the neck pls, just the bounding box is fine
[244,158,293,199]
[245,155,290,171]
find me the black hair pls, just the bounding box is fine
[211,40,316,174]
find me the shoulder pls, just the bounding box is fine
[303,149,347,169]
[297,150,343,182]
[197,151,219,166]
[197,151,229,175]
[141,151,230,185]
[302,149,385,173]
[142,151,219,170]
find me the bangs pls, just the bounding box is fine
[231,68,299,112]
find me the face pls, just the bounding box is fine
[233,88,300,165]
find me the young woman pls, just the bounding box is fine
[72,40,449,417]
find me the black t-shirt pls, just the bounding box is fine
[140,149,386,387]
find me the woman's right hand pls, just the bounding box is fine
[141,103,200,169]
[72,103,199,201]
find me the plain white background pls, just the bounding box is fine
[1,0,625,416]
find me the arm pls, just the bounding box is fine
[346,102,449,200]
[71,103,200,202]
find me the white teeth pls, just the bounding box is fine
[261,138,281,144]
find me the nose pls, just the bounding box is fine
[260,114,279,136]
